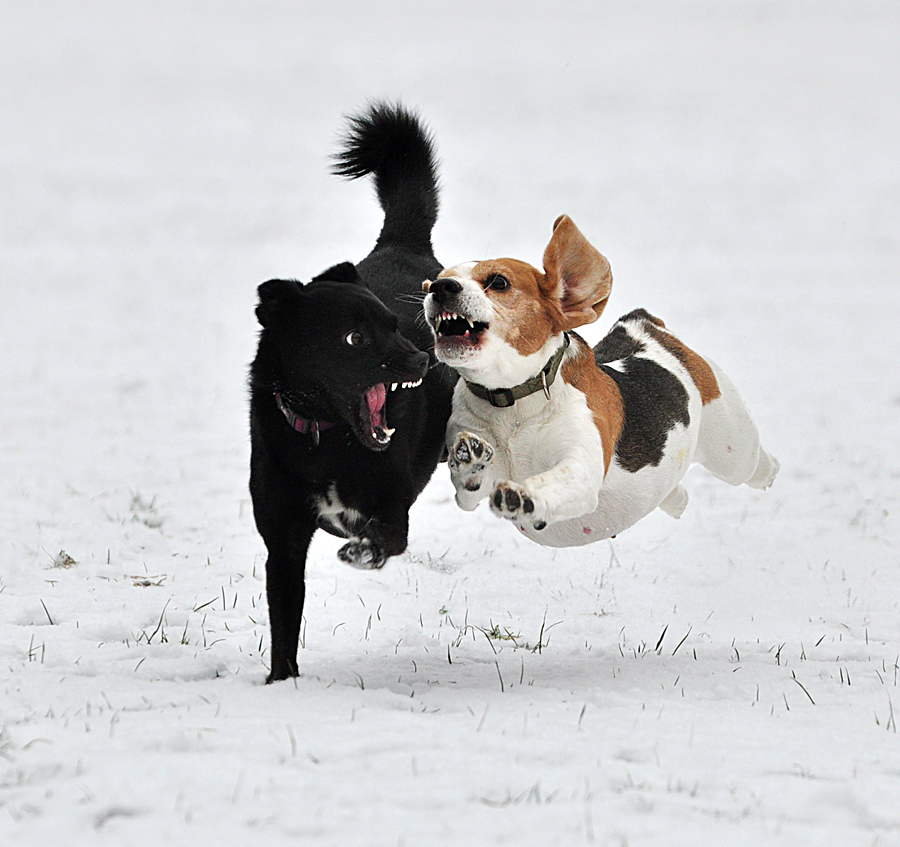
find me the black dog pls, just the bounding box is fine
[249,103,455,682]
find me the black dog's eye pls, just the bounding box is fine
[345,330,365,347]
[484,274,510,292]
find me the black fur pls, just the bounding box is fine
[595,311,691,474]
[249,103,455,683]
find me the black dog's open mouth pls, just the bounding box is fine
[356,378,423,451]
[433,311,489,349]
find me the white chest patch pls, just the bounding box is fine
[314,485,365,539]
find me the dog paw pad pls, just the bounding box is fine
[450,432,495,496]
[470,439,489,460]
[490,481,547,531]
[450,433,493,469]
[338,538,386,570]
[454,440,472,464]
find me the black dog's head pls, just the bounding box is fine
[254,263,429,452]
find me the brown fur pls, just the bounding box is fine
[542,216,612,327]
[561,334,624,475]
[645,322,721,405]
[466,217,613,357]
[470,259,557,356]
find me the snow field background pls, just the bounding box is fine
[1,1,899,844]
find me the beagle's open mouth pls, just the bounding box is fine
[433,311,489,348]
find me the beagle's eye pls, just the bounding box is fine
[484,273,510,292]
[345,330,365,347]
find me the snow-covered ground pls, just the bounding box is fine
[2,1,899,844]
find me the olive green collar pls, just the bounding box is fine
[465,334,570,408]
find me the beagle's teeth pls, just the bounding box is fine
[466,317,474,329]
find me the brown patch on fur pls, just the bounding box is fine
[645,323,721,405]
[465,216,613,355]
[561,334,624,475]
[542,216,613,329]
[471,259,559,356]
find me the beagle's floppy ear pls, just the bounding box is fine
[255,279,304,327]
[542,215,612,330]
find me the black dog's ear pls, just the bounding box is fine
[256,279,303,327]
[312,262,363,285]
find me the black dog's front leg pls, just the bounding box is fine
[337,509,409,570]
[264,515,315,682]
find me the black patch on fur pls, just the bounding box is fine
[624,308,665,327]
[593,322,646,363]
[595,313,691,474]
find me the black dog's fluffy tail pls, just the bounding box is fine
[332,101,440,255]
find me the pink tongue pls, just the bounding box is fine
[365,383,387,429]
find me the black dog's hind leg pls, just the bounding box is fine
[258,507,316,683]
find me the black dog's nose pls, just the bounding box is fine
[411,350,429,376]
[429,277,462,298]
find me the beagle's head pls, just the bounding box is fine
[423,216,612,387]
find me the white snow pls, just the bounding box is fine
[2,1,899,844]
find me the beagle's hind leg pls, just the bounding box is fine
[745,446,780,490]
[659,484,689,518]
[694,360,779,489]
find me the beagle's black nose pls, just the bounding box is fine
[429,277,462,298]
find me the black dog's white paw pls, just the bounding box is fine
[448,431,494,492]
[338,537,387,570]
[490,481,547,531]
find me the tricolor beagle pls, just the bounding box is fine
[422,215,778,547]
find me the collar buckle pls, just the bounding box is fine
[486,387,517,408]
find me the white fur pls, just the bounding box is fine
[448,343,605,526]
[441,314,778,548]
[315,484,364,537]
[425,263,563,389]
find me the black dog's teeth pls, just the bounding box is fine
[389,379,423,391]
[373,426,392,443]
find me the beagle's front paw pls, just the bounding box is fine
[490,481,547,531]
[448,431,494,493]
